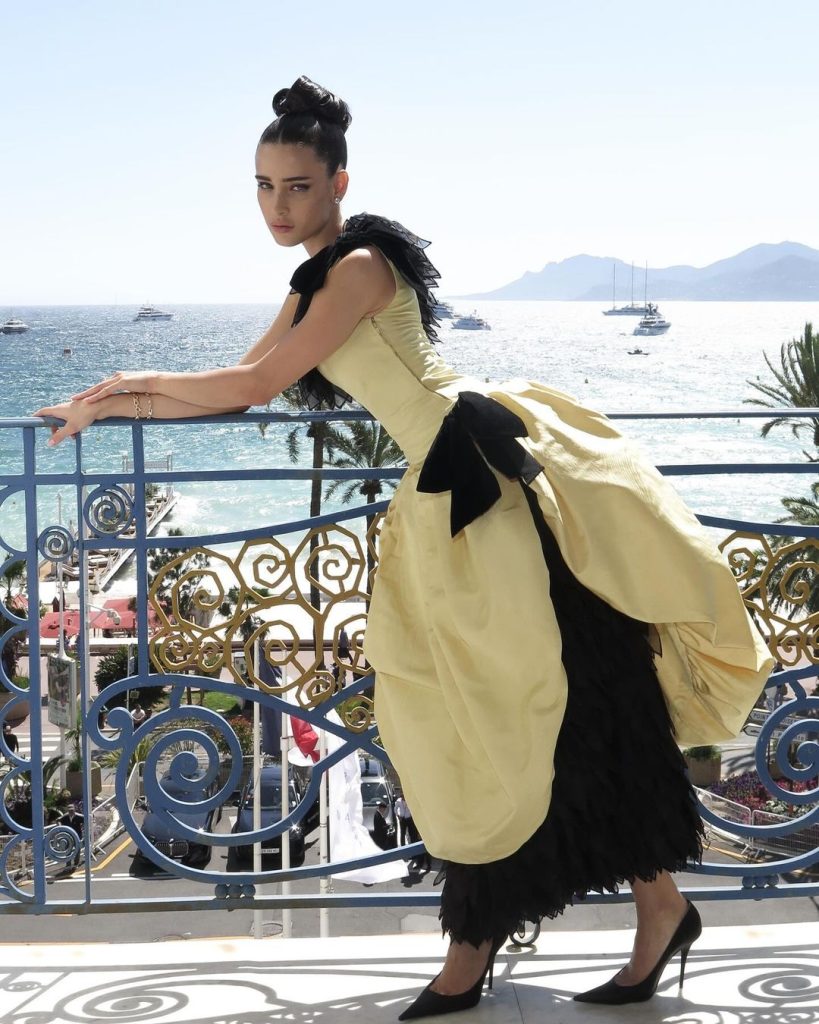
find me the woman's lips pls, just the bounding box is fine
[272,224,293,232]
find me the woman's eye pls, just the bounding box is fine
[256,182,272,190]
[291,184,309,192]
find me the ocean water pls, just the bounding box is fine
[1,299,818,553]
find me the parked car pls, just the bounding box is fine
[358,753,389,781]
[360,778,395,834]
[357,752,395,831]
[231,763,306,867]
[290,761,321,835]
[135,770,218,868]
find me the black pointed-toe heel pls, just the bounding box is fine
[574,900,702,1005]
[398,935,505,1021]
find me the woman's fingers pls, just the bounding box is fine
[70,383,108,400]
[82,384,119,404]
[71,383,113,403]
[47,424,73,447]
[34,406,68,425]
[71,373,123,401]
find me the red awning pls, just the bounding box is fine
[39,608,124,637]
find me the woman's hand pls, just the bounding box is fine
[71,370,158,404]
[33,400,99,447]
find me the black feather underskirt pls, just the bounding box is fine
[438,484,705,947]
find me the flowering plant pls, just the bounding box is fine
[709,769,818,817]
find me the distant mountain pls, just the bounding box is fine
[466,242,819,301]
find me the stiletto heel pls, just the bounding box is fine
[398,934,505,1020]
[574,900,701,1005]
[678,941,692,990]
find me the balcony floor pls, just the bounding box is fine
[2,920,817,1023]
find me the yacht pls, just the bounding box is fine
[633,305,671,336]
[1,318,30,334]
[453,313,491,331]
[604,302,652,316]
[603,263,651,316]
[433,300,455,320]
[134,306,173,321]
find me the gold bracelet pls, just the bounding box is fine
[131,393,143,420]
[143,393,154,420]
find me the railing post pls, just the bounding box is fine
[252,638,263,940]
[319,727,329,938]
[281,689,292,939]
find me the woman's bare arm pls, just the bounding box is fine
[238,291,300,366]
[99,293,298,414]
[34,392,252,446]
[94,393,251,420]
[76,248,394,411]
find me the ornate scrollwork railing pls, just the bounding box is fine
[1,408,818,916]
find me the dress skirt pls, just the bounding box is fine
[365,388,772,947]
[439,485,704,947]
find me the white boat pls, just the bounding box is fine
[633,306,671,336]
[134,306,173,321]
[453,313,491,331]
[604,304,651,316]
[433,301,455,319]
[603,263,651,316]
[1,318,30,334]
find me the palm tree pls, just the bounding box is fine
[259,385,342,641]
[761,484,819,615]
[148,527,211,621]
[745,322,819,453]
[323,420,404,592]
[744,322,819,615]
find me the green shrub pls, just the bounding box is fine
[94,646,165,712]
[683,744,721,761]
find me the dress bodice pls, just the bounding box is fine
[317,261,483,464]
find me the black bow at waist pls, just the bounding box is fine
[416,391,543,537]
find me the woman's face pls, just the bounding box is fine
[255,142,347,254]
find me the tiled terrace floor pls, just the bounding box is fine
[2,921,817,1023]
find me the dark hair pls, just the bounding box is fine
[259,76,351,175]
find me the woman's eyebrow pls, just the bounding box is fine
[254,174,313,182]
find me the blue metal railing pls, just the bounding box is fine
[0,409,817,917]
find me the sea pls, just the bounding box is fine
[1,300,818,566]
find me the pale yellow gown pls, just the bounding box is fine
[314,256,773,870]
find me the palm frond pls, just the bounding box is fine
[745,323,819,443]
[321,419,405,507]
[286,426,301,463]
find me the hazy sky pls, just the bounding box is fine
[2,0,817,304]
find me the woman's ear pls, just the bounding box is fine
[333,169,349,203]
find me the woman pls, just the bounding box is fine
[35,77,773,1014]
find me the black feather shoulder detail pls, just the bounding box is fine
[288,213,442,410]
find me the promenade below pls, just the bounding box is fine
[2,921,817,1022]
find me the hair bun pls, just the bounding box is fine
[272,76,351,132]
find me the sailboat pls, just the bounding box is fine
[633,264,671,335]
[603,262,652,316]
